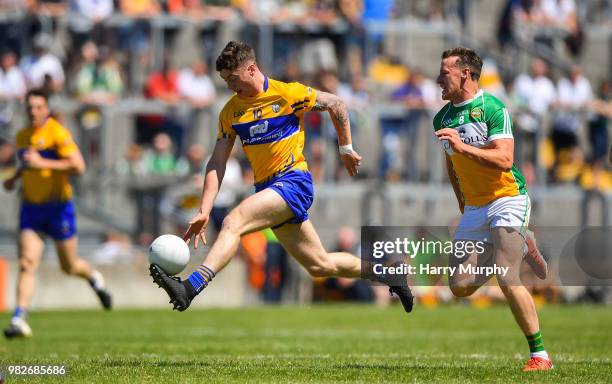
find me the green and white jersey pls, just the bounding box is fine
[433,90,527,206]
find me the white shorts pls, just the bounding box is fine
[453,194,531,244]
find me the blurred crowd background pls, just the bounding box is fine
[0,0,611,308]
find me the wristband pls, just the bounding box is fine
[338,144,353,155]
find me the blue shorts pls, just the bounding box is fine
[20,201,77,240]
[255,170,314,228]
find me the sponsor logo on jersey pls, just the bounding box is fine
[470,108,482,119]
[442,119,452,126]
[272,104,280,113]
[233,110,245,118]
[249,120,269,137]
[458,125,486,145]
[462,134,486,144]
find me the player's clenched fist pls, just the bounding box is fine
[435,128,464,153]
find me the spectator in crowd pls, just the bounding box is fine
[0,51,26,133]
[178,58,217,109]
[537,0,583,57]
[73,41,123,105]
[0,1,38,56]
[115,143,149,178]
[368,54,409,88]
[167,0,238,20]
[165,0,202,16]
[71,41,123,166]
[241,0,308,24]
[279,58,301,83]
[380,68,428,181]
[359,0,395,64]
[512,58,557,184]
[39,0,67,15]
[120,0,160,17]
[585,79,612,191]
[308,0,342,25]
[497,0,524,48]
[68,0,114,49]
[552,65,592,182]
[143,132,184,175]
[20,33,65,92]
[183,143,207,177]
[119,0,160,89]
[138,57,186,155]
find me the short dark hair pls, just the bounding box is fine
[26,88,49,103]
[215,41,256,72]
[441,47,483,81]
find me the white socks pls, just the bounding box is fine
[531,350,550,360]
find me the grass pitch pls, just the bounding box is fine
[1,304,611,383]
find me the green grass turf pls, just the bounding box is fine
[0,304,611,383]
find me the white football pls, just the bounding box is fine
[148,234,190,275]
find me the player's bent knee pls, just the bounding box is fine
[220,211,245,235]
[18,257,36,273]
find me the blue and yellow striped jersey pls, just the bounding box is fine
[16,117,78,204]
[217,77,317,184]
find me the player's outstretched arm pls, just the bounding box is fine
[183,136,235,248]
[312,90,362,176]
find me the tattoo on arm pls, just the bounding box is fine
[313,91,349,127]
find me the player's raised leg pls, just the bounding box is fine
[273,222,414,312]
[523,229,548,280]
[197,189,294,273]
[150,188,294,311]
[272,220,361,278]
[55,237,112,310]
[3,229,43,338]
[492,227,553,371]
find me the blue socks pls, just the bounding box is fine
[186,265,216,294]
[13,307,27,320]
